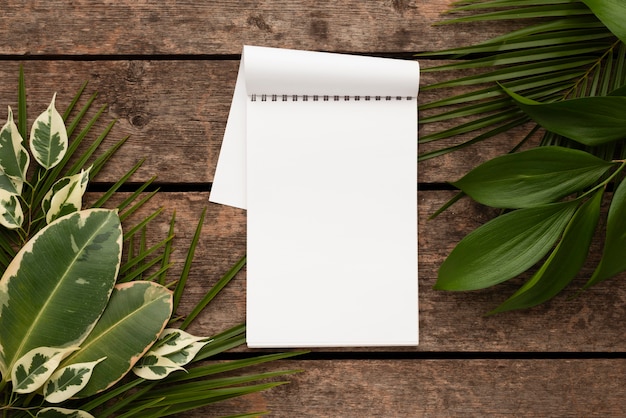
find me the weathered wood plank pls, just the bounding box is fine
[179,359,626,417]
[96,190,626,353]
[1,1,517,56]
[0,60,512,185]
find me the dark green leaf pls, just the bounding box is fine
[435,200,579,291]
[452,146,615,208]
[581,0,626,44]
[490,190,603,314]
[586,174,626,287]
[503,85,626,145]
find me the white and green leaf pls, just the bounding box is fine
[37,407,95,418]
[29,93,68,169]
[150,328,209,357]
[0,192,23,230]
[0,106,29,186]
[44,357,106,403]
[0,209,122,378]
[42,166,91,224]
[59,281,173,397]
[164,339,211,367]
[132,353,186,380]
[11,346,79,394]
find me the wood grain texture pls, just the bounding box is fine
[0,1,517,55]
[96,191,626,353]
[179,359,626,417]
[0,60,515,185]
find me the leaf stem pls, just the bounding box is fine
[580,160,626,199]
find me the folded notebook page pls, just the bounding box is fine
[211,45,419,347]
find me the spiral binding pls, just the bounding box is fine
[250,94,414,102]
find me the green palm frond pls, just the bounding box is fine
[419,0,625,161]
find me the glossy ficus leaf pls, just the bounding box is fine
[452,147,614,208]
[0,209,122,379]
[503,86,626,146]
[149,328,209,357]
[490,190,603,314]
[60,281,173,397]
[37,407,95,418]
[44,357,106,403]
[586,177,626,288]
[581,0,626,44]
[0,106,29,186]
[435,200,579,291]
[42,166,91,224]
[132,353,186,380]
[30,93,68,169]
[11,346,79,394]
[0,192,23,229]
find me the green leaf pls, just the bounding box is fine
[0,106,29,186]
[60,281,173,397]
[11,346,79,394]
[586,175,626,287]
[503,85,626,145]
[44,357,106,403]
[42,167,91,224]
[0,209,122,378]
[132,354,186,380]
[435,199,579,291]
[581,0,626,44]
[149,329,208,357]
[490,190,603,314]
[30,93,68,169]
[0,193,23,229]
[37,407,95,418]
[452,146,615,208]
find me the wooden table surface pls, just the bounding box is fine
[4,1,626,416]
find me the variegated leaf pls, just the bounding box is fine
[150,328,209,357]
[37,407,95,418]
[29,93,68,169]
[42,167,91,224]
[0,170,22,196]
[164,339,211,367]
[43,357,106,403]
[59,281,173,397]
[0,209,122,378]
[11,346,79,394]
[132,353,186,380]
[0,193,23,229]
[0,106,29,186]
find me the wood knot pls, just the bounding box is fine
[247,15,272,32]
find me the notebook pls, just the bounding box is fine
[211,45,419,347]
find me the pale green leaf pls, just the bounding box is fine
[490,190,603,313]
[503,85,626,145]
[0,209,122,378]
[150,328,209,357]
[30,93,68,169]
[164,340,211,367]
[11,346,79,394]
[581,0,626,44]
[37,407,95,418]
[60,281,173,397]
[452,147,615,208]
[42,167,91,224]
[132,354,186,380]
[0,106,29,186]
[44,357,106,403]
[0,193,23,229]
[435,200,579,290]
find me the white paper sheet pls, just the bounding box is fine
[210,46,419,347]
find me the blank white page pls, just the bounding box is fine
[240,46,419,347]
